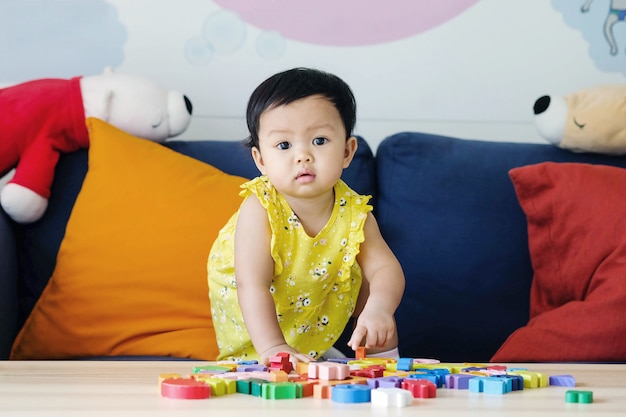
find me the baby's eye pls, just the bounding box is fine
[277,141,291,150]
[313,137,327,146]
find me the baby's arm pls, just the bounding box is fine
[234,197,312,365]
[348,213,405,351]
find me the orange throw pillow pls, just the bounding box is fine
[492,162,626,362]
[11,118,245,360]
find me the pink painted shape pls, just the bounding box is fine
[213,0,479,46]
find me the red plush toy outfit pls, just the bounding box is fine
[0,77,88,199]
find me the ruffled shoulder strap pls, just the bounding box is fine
[239,176,277,210]
[334,180,372,282]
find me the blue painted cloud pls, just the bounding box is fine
[553,0,626,75]
[0,0,126,83]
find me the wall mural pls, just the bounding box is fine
[3,1,623,83]
[0,0,126,83]
[553,0,626,74]
[185,0,480,64]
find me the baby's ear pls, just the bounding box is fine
[251,147,267,174]
[343,136,359,167]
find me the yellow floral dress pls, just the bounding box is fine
[207,176,372,361]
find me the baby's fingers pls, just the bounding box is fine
[292,352,313,364]
[348,325,367,351]
[365,328,390,349]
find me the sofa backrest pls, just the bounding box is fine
[376,132,626,361]
[6,129,626,362]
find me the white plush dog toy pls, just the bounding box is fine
[0,67,192,223]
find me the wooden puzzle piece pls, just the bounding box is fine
[401,379,437,398]
[161,378,211,399]
[371,387,413,407]
[565,390,593,403]
[331,384,372,403]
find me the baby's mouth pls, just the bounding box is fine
[296,170,315,183]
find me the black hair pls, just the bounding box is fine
[244,67,356,148]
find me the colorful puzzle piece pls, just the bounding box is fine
[237,364,267,372]
[297,380,318,397]
[192,375,237,396]
[261,382,301,400]
[308,362,350,380]
[565,390,593,403]
[550,374,576,387]
[402,379,437,398]
[396,357,413,371]
[368,375,404,389]
[331,384,372,403]
[161,378,211,399]
[192,364,233,374]
[158,373,181,385]
[493,374,524,391]
[408,369,448,388]
[355,347,366,360]
[269,352,293,374]
[507,370,548,388]
[469,376,510,394]
[351,365,385,379]
[371,387,413,407]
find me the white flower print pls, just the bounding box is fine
[287,213,300,228]
[297,324,311,333]
[286,275,296,287]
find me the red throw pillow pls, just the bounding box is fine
[491,162,626,362]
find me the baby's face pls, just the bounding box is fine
[251,95,355,201]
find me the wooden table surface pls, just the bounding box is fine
[1,361,624,416]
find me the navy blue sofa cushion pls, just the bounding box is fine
[376,132,626,362]
[4,137,375,358]
[0,209,18,357]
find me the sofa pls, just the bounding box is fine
[2,119,626,363]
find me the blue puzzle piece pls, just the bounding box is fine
[332,384,372,403]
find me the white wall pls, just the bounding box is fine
[2,0,626,152]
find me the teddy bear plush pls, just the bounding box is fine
[533,84,626,155]
[0,67,193,223]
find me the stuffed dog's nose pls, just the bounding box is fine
[167,91,193,137]
[534,95,550,115]
[184,95,193,115]
[533,94,567,145]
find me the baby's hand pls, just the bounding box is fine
[259,344,313,369]
[347,307,397,351]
